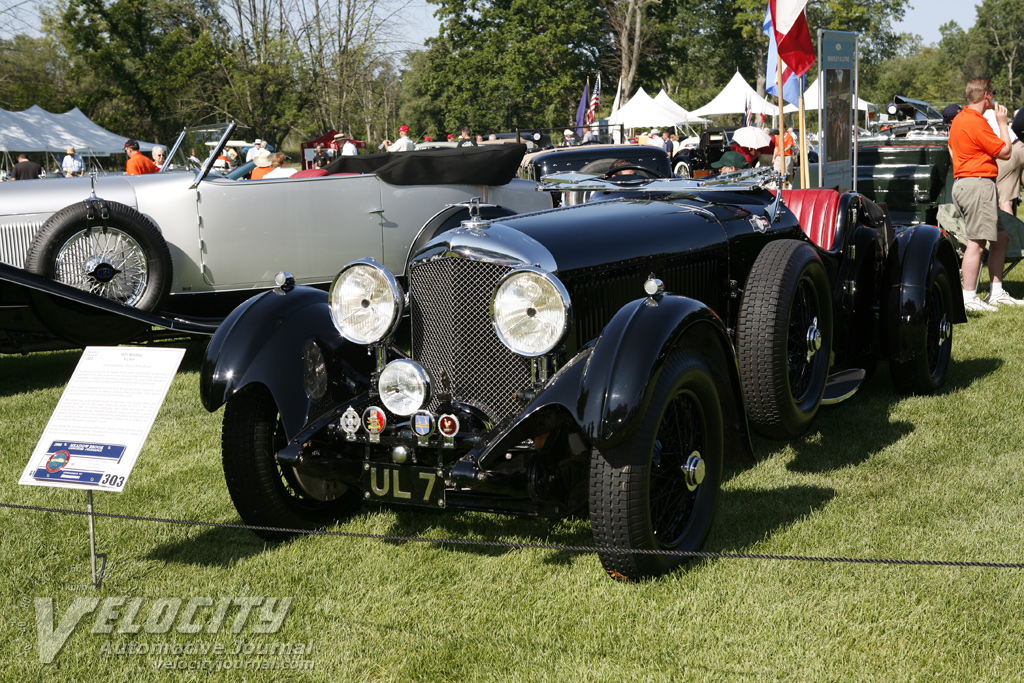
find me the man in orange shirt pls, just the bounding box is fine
[949,77,1021,310]
[124,139,159,175]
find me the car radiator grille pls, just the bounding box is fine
[0,221,42,267]
[410,257,533,425]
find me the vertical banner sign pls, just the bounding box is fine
[19,346,185,492]
[818,30,858,190]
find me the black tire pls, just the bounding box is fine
[674,161,691,178]
[889,261,953,394]
[222,385,361,541]
[589,350,723,582]
[24,201,172,311]
[737,239,832,438]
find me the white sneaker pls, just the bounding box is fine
[984,290,1024,306]
[965,296,999,312]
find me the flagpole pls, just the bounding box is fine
[798,75,809,189]
[777,55,786,185]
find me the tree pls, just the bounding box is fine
[604,0,659,101]
[422,0,607,133]
[969,0,1024,103]
[0,34,67,111]
[43,0,222,143]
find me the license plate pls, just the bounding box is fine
[363,464,444,507]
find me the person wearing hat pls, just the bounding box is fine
[246,139,264,163]
[942,104,962,125]
[384,126,416,152]
[645,129,665,150]
[332,133,358,156]
[560,129,576,147]
[124,139,159,175]
[62,146,85,177]
[250,148,274,179]
[711,150,748,174]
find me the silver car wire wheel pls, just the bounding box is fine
[53,226,150,306]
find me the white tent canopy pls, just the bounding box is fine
[690,71,781,118]
[653,90,711,127]
[783,77,876,113]
[608,87,709,129]
[0,105,157,156]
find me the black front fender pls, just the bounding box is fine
[883,224,966,362]
[200,285,368,439]
[469,294,752,473]
[578,294,750,456]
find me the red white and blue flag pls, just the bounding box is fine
[585,74,601,126]
[764,6,803,105]
[769,0,815,77]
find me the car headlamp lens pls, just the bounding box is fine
[378,360,430,416]
[492,269,570,356]
[301,339,328,400]
[329,260,403,344]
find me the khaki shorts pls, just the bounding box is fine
[995,140,1024,205]
[952,177,1003,242]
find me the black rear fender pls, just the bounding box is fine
[882,225,966,359]
[200,285,373,439]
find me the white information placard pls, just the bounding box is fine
[19,346,186,492]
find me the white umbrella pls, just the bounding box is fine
[732,126,773,149]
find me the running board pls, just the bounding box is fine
[822,368,866,405]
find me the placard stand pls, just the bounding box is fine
[86,490,106,589]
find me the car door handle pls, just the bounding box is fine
[368,208,384,214]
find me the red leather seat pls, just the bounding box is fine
[780,189,841,250]
[291,168,328,178]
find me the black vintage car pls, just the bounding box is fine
[200,167,964,581]
[857,97,953,225]
[671,126,741,178]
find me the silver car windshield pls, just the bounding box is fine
[162,123,236,183]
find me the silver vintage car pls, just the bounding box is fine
[0,123,552,352]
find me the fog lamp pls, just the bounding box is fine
[378,360,431,416]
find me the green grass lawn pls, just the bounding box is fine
[2,269,1024,681]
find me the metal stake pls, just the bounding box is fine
[86,490,106,589]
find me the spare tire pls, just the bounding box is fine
[24,200,172,312]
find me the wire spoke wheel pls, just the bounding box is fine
[54,226,149,305]
[649,390,704,548]
[222,386,361,541]
[737,239,832,437]
[589,350,723,581]
[889,260,952,394]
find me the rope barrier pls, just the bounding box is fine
[2,500,1021,569]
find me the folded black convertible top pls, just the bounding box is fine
[323,143,527,186]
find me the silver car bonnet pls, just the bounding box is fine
[0,175,140,217]
[410,221,559,274]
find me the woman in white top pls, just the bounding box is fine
[263,152,297,178]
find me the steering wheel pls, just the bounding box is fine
[600,165,665,180]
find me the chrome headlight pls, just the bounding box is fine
[329,259,404,344]
[378,360,431,416]
[492,268,570,356]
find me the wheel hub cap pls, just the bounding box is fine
[806,315,821,362]
[681,452,705,492]
[84,256,120,284]
[938,315,951,345]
